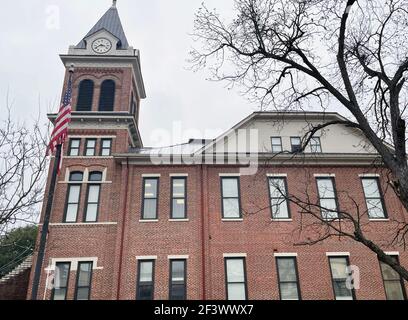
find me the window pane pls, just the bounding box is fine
[380,262,400,281]
[101,148,111,156]
[78,263,92,287]
[53,288,67,301]
[366,199,385,218]
[66,204,78,222]
[362,179,381,198]
[291,137,301,145]
[384,281,405,300]
[223,199,240,218]
[71,140,80,148]
[140,262,153,282]
[172,199,186,219]
[85,204,98,222]
[88,185,100,202]
[144,179,158,198]
[320,199,338,219]
[333,280,353,299]
[271,137,281,145]
[171,261,185,281]
[87,140,96,148]
[55,263,70,287]
[226,259,245,282]
[70,172,83,182]
[68,185,80,203]
[138,285,153,300]
[330,258,348,279]
[280,282,299,300]
[86,149,95,156]
[170,284,185,300]
[76,287,90,300]
[172,179,185,197]
[277,258,297,282]
[310,138,322,152]
[89,172,103,182]
[317,179,335,198]
[271,199,289,219]
[143,199,157,219]
[222,178,239,197]
[69,148,79,156]
[269,179,286,198]
[227,283,246,300]
[102,140,111,148]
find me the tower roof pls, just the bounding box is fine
[76,2,129,49]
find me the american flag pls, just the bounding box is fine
[48,71,73,157]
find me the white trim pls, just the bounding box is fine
[168,255,189,260]
[63,156,114,160]
[170,174,189,177]
[369,218,390,222]
[267,173,288,177]
[139,219,159,223]
[49,222,117,226]
[385,251,399,256]
[68,135,116,139]
[271,219,293,222]
[274,253,298,257]
[359,173,380,177]
[142,174,161,178]
[222,218,244,222]
[45,257,103,271]
[219,173,241,177]
[169,219,190,222]
[326,252,350,257]
[59,181,112,185]
[136,256,158,260]
[314,173,336,177]
[223,253,247,258]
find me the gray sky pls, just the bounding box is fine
[0,0,256,147]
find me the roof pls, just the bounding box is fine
[130,139,212,155]
[76,4,129,49]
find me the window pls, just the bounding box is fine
[276,257,301,300]
[310,137,322,153]
[64,172,83,223]
[171,178,187,219]
[379,256,406,300]
[271,137,283,153]
[99,80,115,111]
[142,178,159,220]
[85,139,97,156]
[76,79,94,111]
[100,139,112,156]
[361,178,387,219]
[221,177,241,219]
[84,172,102,222]
[268,177,290,219]
[68,139,81,156]
[169,260,186,300]
[328,256,354,300]
[75,262,93,300]
[225,258,247,300]
[316,177,339,219]
[52,262,71,300]
[290,137,302,153]
[137,260,155,300]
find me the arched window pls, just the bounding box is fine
[64,171,84,223]
[99,80,116,111]
[76,80,94,111]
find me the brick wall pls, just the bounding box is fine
[0,268,31,300]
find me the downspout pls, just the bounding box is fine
[117,158,130,300]
[200,164,207,300]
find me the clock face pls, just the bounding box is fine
[92,38,112,54]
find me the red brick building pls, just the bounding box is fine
[27,2,408,300]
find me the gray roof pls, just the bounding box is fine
[76,5,129,49]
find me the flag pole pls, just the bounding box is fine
[31,66,74,300]
[30,144,62,300]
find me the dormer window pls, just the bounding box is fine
[76,80,94,111]
[99,80,116,111]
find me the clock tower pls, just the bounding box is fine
[51,0,146,153]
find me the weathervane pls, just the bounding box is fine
[112,0,117,7]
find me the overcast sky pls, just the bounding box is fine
[0,0,258,147]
